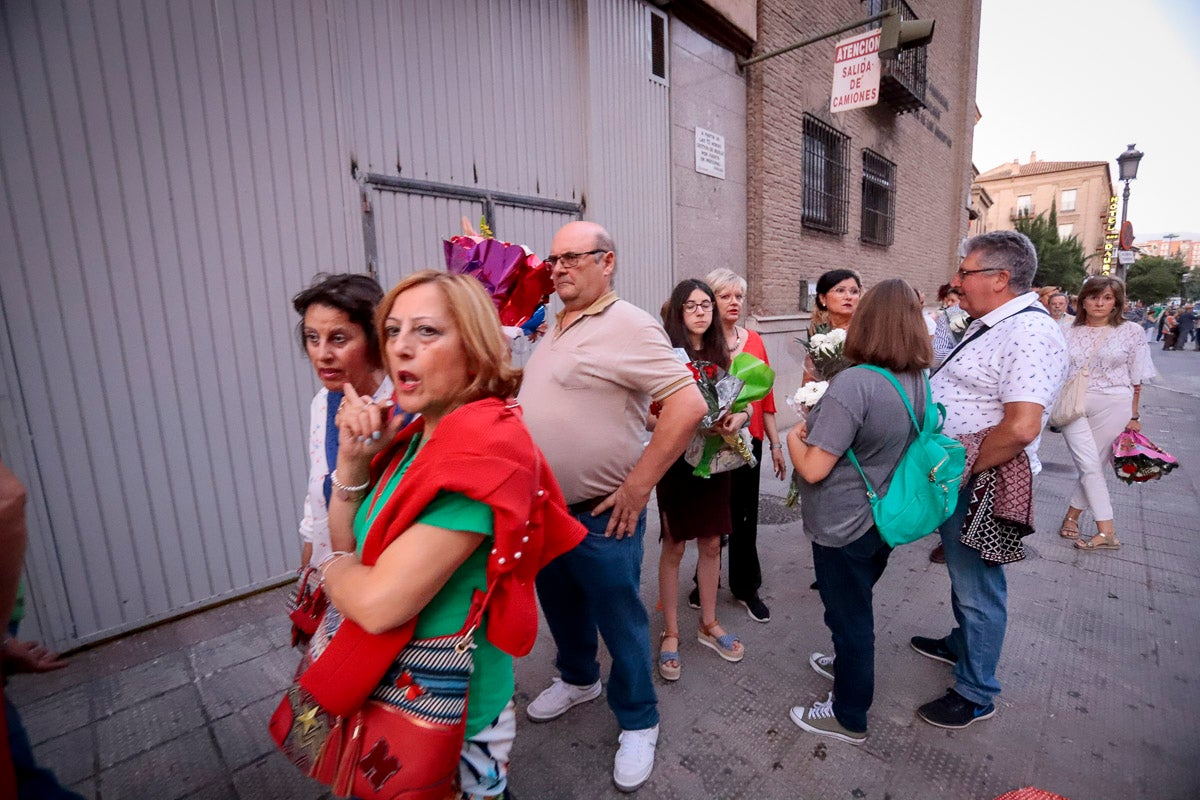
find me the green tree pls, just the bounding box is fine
[1183,268,1200,302]
[1126,256,1186,304]
[1014,204,1088,290]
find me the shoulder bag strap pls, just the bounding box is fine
[934,304,1048,376]
[1079,326,1113,377]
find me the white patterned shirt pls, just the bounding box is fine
[932,292,1069,474]
[1063,321,1155,394]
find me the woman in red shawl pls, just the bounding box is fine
[315,270,584,799]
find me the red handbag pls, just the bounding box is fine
[286,566,328,647]
[270,593,487,799]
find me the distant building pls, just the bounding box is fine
[1137,238,1200,269]
[973,153,1116,273]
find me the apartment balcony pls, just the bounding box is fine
[878,0,928,114]
[1011,206,1036,221]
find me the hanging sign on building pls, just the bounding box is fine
[830,30,881,113]
[1101,195,1119,275]
[695,128,726,179]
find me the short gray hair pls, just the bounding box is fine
[704,268,747,295]
[962,230,1039,292]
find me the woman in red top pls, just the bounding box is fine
[702,268,785,623]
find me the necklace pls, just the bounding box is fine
[728,326,741,351]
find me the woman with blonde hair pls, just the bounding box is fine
[1058,276,1154,551]
[291,270,585,798]
[695,268,784,623]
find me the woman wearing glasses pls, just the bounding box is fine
[653,279,747,681]
[803,269,862,384]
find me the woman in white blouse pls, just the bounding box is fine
[291,274,394,568]
[1059,276,1155,551]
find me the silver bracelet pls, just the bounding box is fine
[769,443,783,451]
[330,470,370,493]
[315,550,355,577]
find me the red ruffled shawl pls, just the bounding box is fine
[300,398,585,716]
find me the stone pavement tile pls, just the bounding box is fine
[211,694,282,770]
[17,682,93,745]
[97,729,223,800]
[69,777,97,800]
[188,621,283,677]
[179,777,240,800]
[34,724,96,786]
[94,651,192,716]
[97,683,207,768]
[197,647,297,720]
[7,656,100,708]
[231,755,328,800]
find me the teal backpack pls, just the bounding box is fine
[844,365,967,547]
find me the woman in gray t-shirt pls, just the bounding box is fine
[785,279,933,745]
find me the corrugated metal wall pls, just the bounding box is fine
[0,0,359,648]
[586,0,672,313]
[0,0,672,651]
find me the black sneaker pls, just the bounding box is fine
[917,688,995,729]
[687,586,700,610]
[910,635,957,665]
[739,595,771,623]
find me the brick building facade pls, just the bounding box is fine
[742,0,983,409]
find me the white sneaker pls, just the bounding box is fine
[613,724,658,792]
[525,677,603,722]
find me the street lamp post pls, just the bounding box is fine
[1115,143,1144,281]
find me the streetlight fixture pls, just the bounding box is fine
[1115,143,1144,280]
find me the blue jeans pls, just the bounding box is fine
[811,527,891,733]
[938,479,1006,706]
[534,508,658,731]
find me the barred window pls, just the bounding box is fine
[861,150,896,246]
[802,115,850,234]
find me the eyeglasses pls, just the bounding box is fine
[955,267,1005,280]
[544,249,607,269]
[683,300,713,313]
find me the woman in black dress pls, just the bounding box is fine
[654,279,747,681]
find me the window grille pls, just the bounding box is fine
[802,115,850,234]
[861,150,896,246]
[649,9,667,82]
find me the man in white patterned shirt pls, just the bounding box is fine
[911,231,1068,729]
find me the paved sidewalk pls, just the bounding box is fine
[13,346,1200,800]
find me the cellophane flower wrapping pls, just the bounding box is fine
[797,324,848,380]
[443,235,553,329]
[1111,430,1179,484]
[684,352,775,478]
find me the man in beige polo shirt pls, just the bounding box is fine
[519,221,706,792]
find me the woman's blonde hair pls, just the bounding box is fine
[843,279,932,373]
[1073,276,1126,327]
[376,270,522,402]
[704,268,747,296]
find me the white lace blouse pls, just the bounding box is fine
[1064,321,1155,394]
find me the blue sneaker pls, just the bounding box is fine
[917,689,995,729]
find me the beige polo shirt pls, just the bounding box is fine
[519,292,694,504]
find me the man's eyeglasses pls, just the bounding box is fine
[955,267,1005,280]
[683,300,713,313]
[544,249,607,269]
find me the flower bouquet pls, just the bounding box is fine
[683,352,775,478]
[1112,431,1179,484]
[799,325,848,381]
[444,217,553,336]
[783,380,830,507]
[944,306,970,343]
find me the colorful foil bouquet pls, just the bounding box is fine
[684,352,775,478]
[443,223,553,331]
[1111,431,1179,484]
